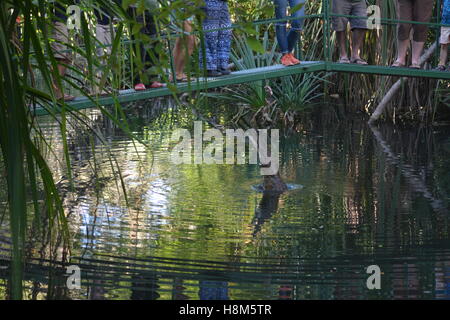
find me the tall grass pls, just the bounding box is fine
[0,0,154,299]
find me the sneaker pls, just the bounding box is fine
[218,67,231,75]
[281,54,294,66]
[287,53,301,65]
[206,70,222,77]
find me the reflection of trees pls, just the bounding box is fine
[10,99,177,299]
[370,124,448,215]
[172,278,189,300]
[130,272,160,300]
[242,117,450,299]
[9,106,450,299]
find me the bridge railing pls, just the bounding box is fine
[27,0,450,99]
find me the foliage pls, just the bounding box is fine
[271,72,326,113]
[0,0,163,299]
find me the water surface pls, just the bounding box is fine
[1,102,449,300]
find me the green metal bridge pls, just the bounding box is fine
[33,1,450,117]
[33,61,450,116]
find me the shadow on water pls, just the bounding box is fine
[1,100,450,299]
[252,191,282,237]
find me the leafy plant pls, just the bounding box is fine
[270,72,327,113]
[0,0,154,299]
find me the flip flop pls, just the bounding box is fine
[134,83,146,91]
[169,74,188,82]
[58,94,75,102]
[174,76,190,82]
[351,58,368,65]
[391,61,405,68]
[98,90,114,97]
[435,65,446,72]
[409,63,421,69]
[179,76,197,82]
[94,87,115,96]
[338,57,351,64]
[148,81,166,89]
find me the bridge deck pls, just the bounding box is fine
[33,61,450,116]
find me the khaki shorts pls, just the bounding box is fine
[440,27,450,45]
[396,0,434,42]
[50,21,72,61]
[332,0,368,32]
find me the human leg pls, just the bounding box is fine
[134,11,164,89]
[95,23,114,94]
[410,0,434,66]
[332,0,352,62]
[50,21,74,100]
[395,0,413,66]
[350,29,367,64]
[173,20,196,80]
[217,1,232,72]
[274,0,289,54]
[201,0,221,72]
[438,27,450,68]
[286,0,305,53]
[348,0,368,63]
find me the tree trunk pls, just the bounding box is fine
[369,42,438,124]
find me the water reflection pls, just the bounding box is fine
[0,102,450,300]
[252,192,282,237]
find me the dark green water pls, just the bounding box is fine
[1,103,450,300]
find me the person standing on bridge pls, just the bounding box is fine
[49,0,76,101]
[129,1,165,91]
[169,1,198,82]
[273,0,305,66]
[436,0,450,71]
[332,0,368,65]
[392,0,435,69]
[200,0,232,77]
[93,3,117,95]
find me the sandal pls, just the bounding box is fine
[58,94,75,102]
[338,57,351,64]
[134,83,146,91]
[391,61,405,68]
[169,74,189,82]
[409,63,421,69]
[148,81,166,89]
[435,65,446,72]
[351,58,368,65]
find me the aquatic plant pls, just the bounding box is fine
[204,24,328,126]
